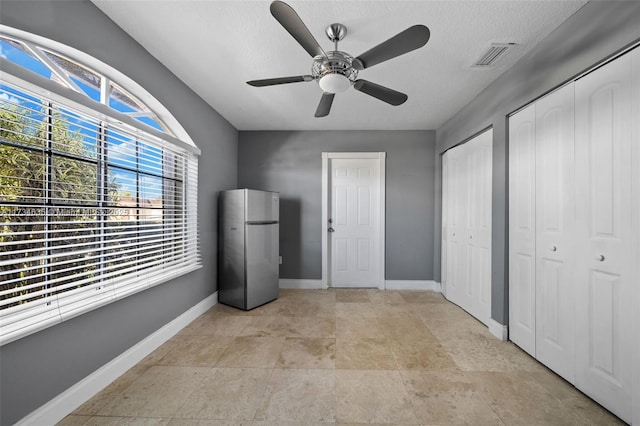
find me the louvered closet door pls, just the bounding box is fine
[534,84,575,383]
[508,104,537,356]
[574,51,634,424]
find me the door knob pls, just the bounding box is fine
[328,227,335,232]
[596,254,605,262]
[550,245,557,252]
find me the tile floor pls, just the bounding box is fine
[59,289,624,425]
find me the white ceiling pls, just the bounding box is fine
[92,0,587,131]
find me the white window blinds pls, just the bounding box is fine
[0,78,200,345]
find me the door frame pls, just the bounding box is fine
[321,152,386,289]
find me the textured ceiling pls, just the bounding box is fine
[92,0,587,131]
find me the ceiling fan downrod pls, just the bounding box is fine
[325,23,347,52]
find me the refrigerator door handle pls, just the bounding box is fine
[246,221,279,225]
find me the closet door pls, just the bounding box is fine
[534,84,575,383]
[632,47,640,426]
[442,130,493,324]
[441,152,450,296]
[508,104,536,356]
[442,131,492,326]
[466,130,492,323]
[461,140,476,314]
[443,145,467,306]
[574,52,633,423]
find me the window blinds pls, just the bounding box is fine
[0,79,200,345]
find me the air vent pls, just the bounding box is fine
[472,43,516,67]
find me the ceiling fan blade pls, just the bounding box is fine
[353,80,408,106]
[315,93,335,117]
[270,1,326,58]
[352,25,430,70]
[247,75,313,87]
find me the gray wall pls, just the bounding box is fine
[433,1,640,324]
[0,2,238,424]
[238,130,436,281]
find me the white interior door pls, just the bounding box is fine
[329,157,382,288]
[508,103,537,356]
[442,129,492,326]
[631,46,640,426]
[534,83,575,383]
[465,130,492,323]
[443,145,467,304]
[441,152,450,296]
[574,52,633,423]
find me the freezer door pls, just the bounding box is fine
[245,222,279,309]
[246,190,279,222]
[218,190,246,309]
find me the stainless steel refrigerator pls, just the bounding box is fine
[218,189,279,310]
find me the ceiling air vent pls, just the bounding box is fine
[472,43,516,67]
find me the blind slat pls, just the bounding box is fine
[0,73,200,346]
[0,235,200,284]
[0,238,199,295]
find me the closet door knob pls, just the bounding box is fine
[596,254,605,262]
[550,245,557,252]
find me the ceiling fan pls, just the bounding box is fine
[247,1,430,118]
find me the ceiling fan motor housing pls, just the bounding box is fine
[312,51,358,93]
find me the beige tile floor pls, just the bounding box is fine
[59,289,625,425]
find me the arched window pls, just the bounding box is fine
[0,27,201,345]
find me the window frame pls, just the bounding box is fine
[0,29,200,346]
[0,24,198,150]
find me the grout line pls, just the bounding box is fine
[61,289,622,425]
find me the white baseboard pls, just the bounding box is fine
[279,279,323,290]
[488,318,508,341]
[16,292,218,426]
[384,280,441,292]
[282,279,442,292]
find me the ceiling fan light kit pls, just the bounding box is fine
[247,0,430,117]
[318,73,351,94]
[313,49,358,94]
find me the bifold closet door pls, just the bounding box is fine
[509,46,639,423]
[442,130,492,326]
[574,49,635,424]
[534,83,575,383]
[442,144,468,307]
[508,104,536,356]
[632,47,640,426]
[465,131,492,323]
[508,84,575,378]
[441,151,453,298]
